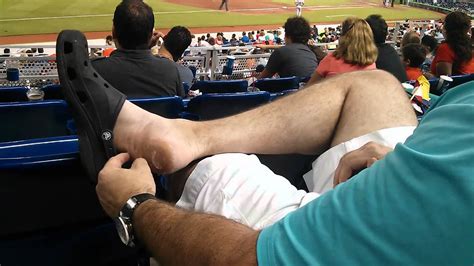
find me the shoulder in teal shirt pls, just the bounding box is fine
[257,82,474,265]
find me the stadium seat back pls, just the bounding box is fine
[42,84,64,100]
[255,76,300,93]
[448,73,474,89]
[190,80,248,94]
[0,135,78,170]
[130,96,184,119]
[186,91,271,120]
[0,100,72,142]
[0,87,28,102]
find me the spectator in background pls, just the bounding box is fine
[105,35,114,46]
[92,0,184,98]
[158,26,194,85]
[241,32,250,43]
[402,43,427,81]
[230,34,239,46]
[198,36,211,47]
[421,34,438,71]
[366,14,408,82]
[1,48,11,58]
[431,11,474,76]
[401,31,421,49]
[248,32,256,42]
[215,33,224,45]
[258,16,317,79]
[307,17,377,85]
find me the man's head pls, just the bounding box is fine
[365,14,388,44]
[113,0,155,50]
[421,35,438,53]
[402,43,427,68]
[283,16,311,44]
[163,26,192,62]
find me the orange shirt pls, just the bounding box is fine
[431,43,474,76]
[405,66,423,81]
[316,53,376,78]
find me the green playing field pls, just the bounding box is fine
[0,0,443,37]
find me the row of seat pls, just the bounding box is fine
[0,77,303,103]
[0,91,293,170]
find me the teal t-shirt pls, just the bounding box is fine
[257,82,474,265]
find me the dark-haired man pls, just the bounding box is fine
[365,14,408,82]
[92,0,184,98]
[258,16,317,79]
[158,26,194,85]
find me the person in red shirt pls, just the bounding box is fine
[402,43,427,81]
[307,17,378,85]
[431,11,474,76]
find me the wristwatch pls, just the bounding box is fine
[114,193,157,247]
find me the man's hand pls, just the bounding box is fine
[96,153,156,217]
[149,30,164,48]
[333,142,393,187]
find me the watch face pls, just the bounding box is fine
[114,217,130,245]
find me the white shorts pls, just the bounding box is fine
[176,126,416,230]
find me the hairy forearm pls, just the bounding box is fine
[134,200,259,266]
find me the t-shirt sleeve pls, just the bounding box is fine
[433,44,455,64]
[315,53,332,77]
[264,48,283,75]
[257,83,474,265]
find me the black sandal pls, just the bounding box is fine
[56,30,126,182]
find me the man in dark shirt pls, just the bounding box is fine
[157,26,194,85]
[92,0,184,98]
[366,14,408,82]
[258,17,317,79]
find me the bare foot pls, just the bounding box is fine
[113,101,203,174]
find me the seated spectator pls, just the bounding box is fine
[431,11,474,76]
[421,34,438,71]
[402,43,427,81]
[158,26,194,85]
[248,32,256,42]
[198,36,211,47]
[230,34,239,46]
[307,17,377,85]
[401,31,421,49]
[366,14,408,82]
[105,35,114,46]
[216,33,224,45]
[92,0,184,98]
[241,31,250,43]
[258,16,317,79]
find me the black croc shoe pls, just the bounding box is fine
[56,30,126,182]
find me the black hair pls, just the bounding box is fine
[444,11,472,67]
[284,16,311,44]
[113,0,154,49]
[402,43,427,67]
[163,26,192,62]
[421,35,438,53]
[3,48,10,54]
[38,48,44,53]
[365,14,388,44]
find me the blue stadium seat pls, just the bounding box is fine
[130,96,184,119]
[254,76,300,93]
[0,86,28,102]
[182,82,190,96]
[190,80,248,94]
[0,135,78,169]
[42,84,64,100]
[0,100,72,142]
[186,91,271,120]
[448,73,474,89]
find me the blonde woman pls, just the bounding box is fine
[307,17,378,85]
